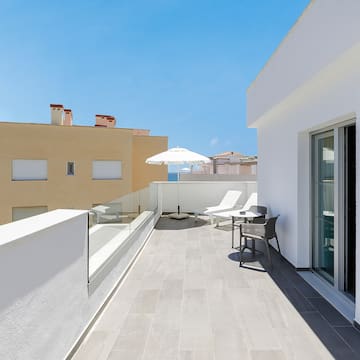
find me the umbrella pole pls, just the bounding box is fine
[177,165,180,214]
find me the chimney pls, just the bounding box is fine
[106,115,116,128]
[95,114,116,128]
[64,109,73,126]
[50,104,64,125]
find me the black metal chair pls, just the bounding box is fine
[231,205,267,249]
[239,215,280,269]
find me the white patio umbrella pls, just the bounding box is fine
[146,147,211,219]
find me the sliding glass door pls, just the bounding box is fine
[312,124,356,298]
[312,131,335,284]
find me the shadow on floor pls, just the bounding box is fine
[213,223,233,232]
[155,215,208,230]
[230,243,360,359]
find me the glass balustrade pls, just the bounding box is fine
[87,185,158,278]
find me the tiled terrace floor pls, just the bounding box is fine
[73,217,360,360]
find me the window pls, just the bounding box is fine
[92,160,122,180]
[12,160,47,180]
[12,206,48,222]
[67,161,75,176]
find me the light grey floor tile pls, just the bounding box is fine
[142,326,180,360]
[129,289,160,314]
[72,331,108,360]
[107,349,143,360]
[213,328,248,358]
[112,313,153,351]
[184,271,207,290]
[152,298,183,329]
[179,350,215,360]
[240,324,281,351]
[250,349,287,360]
[180,327,214,352]
[72,218,335,360]
[95,300,132,332]
[159,279,184,301]
[181,289,210,328]
[73,329,125,360]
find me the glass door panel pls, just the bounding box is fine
[313,131,335,284]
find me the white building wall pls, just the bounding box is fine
[248,1,360,322]
[257,124,299,265]
[255,41,360,266]
[248,0,360,127]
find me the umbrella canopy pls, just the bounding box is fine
[146,147,210,219]
[146,147,211,165]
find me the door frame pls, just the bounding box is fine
[310,118,355,296]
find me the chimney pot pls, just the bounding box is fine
[95,114,116,128]
[64,109,73,126]
[50,104,64,125]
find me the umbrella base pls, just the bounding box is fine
[168,212,190,220]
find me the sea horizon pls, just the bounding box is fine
[168,172,178,181]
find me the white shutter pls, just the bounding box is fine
[92,160,122,180]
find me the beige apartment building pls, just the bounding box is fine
[0,104,167,224]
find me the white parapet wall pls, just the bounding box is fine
[180,174,256,182]
[0,210,89,359]
[0,208,159,360]
[154,181,257,213]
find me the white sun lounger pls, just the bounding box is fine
[195,190,242,224]
[212,192,258,226]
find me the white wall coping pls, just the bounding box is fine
[89,226,130,279]
[153,180,257,184]
[248,2,313,91]
[89,210,154,279]
[0,209,88,246]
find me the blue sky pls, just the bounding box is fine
[0,0,309,157]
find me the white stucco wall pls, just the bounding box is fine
[254,41,360,265]
[248,0,360,127]
[0,210,89,359]
[247,0,360,322]
[156,181,257,213]
[0,208,158,359]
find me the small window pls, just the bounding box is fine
[67,162,75,176]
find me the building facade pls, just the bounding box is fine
[182,151,257,181]
[0,105,168,224]
[196,151,257,176]
[247,0,360,323]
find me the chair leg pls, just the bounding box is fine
[251,239,255,255]
[275,233,281,256]
[239,236,244,267]
[232,217,235,248]
[264,239,272,269]
[239,228,241,250]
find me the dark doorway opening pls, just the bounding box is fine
[344,124,356,298]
